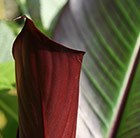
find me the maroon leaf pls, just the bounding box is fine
[13,16,85,138]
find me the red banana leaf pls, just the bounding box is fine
[13,16,84,138]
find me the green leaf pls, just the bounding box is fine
[117,60,140,138]
[0,91,18,138]
[53,0,140,137]
[0,62,15,91]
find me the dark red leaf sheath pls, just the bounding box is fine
[13,17,85,138]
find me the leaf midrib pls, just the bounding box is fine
[108,34,140,138]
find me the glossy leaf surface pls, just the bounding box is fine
[13,17,84,138]
[53,0,140,137]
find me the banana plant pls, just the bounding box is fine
[1,0,140,138]
[53,0,140,138]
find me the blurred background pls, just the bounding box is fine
[0,0,67,137]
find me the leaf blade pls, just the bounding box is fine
[13,17,84,138]
[53,0,140,137]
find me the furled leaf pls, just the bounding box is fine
[13,16,84,138]
[53,0,140,137]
